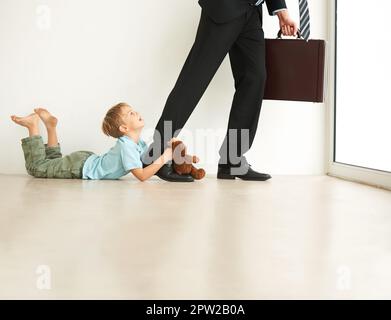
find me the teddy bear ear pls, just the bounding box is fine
[172,141,181,148]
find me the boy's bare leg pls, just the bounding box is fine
[34,108,59,147]
[10,113,40,137]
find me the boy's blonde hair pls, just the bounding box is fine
[102,102,129,138]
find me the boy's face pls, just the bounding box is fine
[119,105,144,134]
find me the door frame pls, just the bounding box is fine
[325,0,391,191]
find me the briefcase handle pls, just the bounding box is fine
[277,28,303,40]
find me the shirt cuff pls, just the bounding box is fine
[272,8,288,15]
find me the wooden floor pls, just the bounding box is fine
[1,174,390,299]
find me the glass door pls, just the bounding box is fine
[327,0,391,190]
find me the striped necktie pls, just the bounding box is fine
[299,0,311,41]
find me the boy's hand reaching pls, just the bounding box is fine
[162,138,180,163]
[167,137,180,147]
[163,147,173,163]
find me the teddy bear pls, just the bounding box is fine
[171,140,205,180]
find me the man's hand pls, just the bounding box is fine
[277,10,299,37]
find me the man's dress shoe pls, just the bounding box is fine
[155,164,194,182]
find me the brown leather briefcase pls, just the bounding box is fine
[263,30,326,103]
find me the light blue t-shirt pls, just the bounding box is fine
[82,136,148,180]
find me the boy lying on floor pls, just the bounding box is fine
[11,103,176,181]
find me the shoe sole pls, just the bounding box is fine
[217,172,272,181]
[156,175,194,182]
[216,172,236,180]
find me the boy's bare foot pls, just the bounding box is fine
[10,113,39,128]
[34,108,58,128]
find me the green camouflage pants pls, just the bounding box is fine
[21,135,95,179]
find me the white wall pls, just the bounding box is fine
[0,0,328,175]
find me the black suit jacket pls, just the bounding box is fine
[198,0,287,24]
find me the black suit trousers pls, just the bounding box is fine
[143,5,266,167]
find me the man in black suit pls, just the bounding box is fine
[142,0,298,182]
